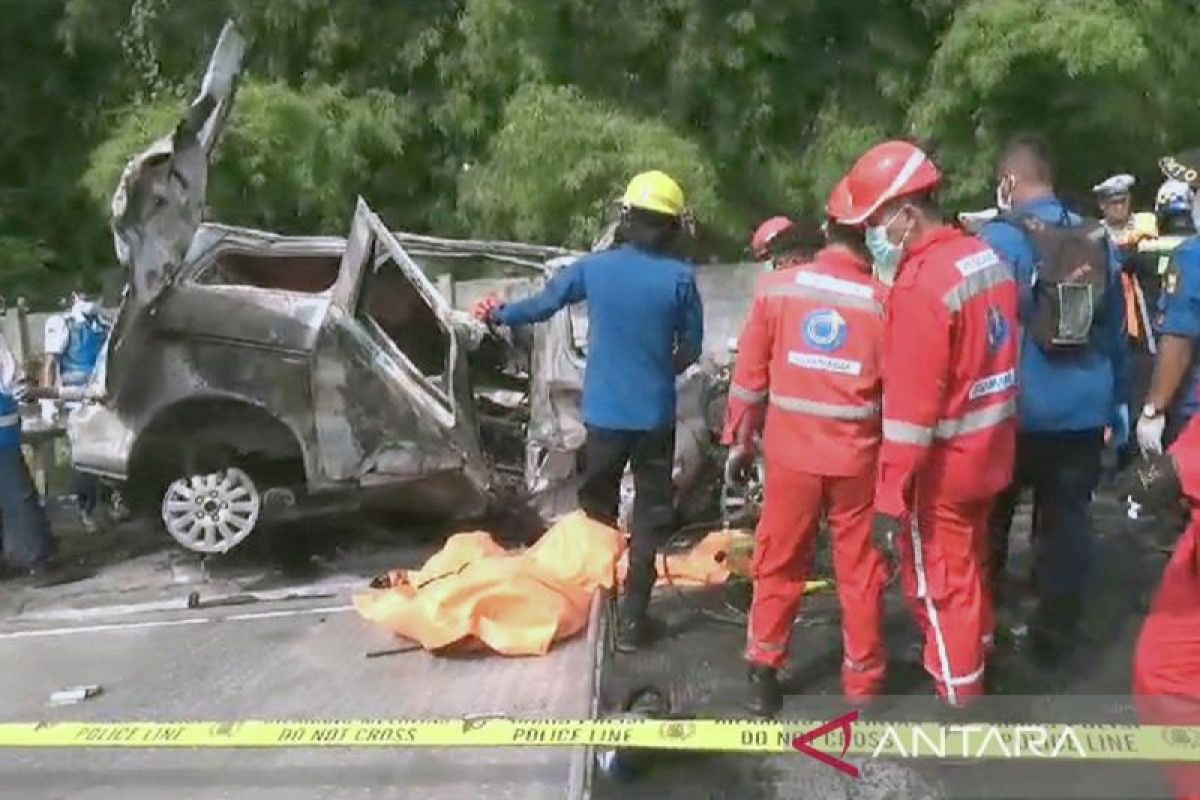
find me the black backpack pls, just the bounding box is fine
[996,208,1111,353]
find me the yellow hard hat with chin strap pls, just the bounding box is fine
[622,171,685,217]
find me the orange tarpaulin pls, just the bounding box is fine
[354,512,625,657]
[355,521,832,657]
[616,528,755,587]
[617,528,827,592]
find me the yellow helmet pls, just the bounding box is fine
[621,170,685,217]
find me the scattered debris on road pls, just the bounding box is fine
[49,684,101,705]
[364,642,422,659]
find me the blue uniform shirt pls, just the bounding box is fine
[0,392,19,451]
[496,245,704,431]
[1155,236,1200,422]
[980,196,1129,433]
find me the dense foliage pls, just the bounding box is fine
[5,0,1200,302]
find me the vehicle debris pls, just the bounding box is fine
[69,18,757,556]
[184,586,340,610]
[49,684,102,706]
[364,643,422,659]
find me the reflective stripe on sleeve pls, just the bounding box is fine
[934,398,1016,439]
[0,413,19,428]
[942,262,1013,312]
[769,393,881,420]
[883,419,935,447]
[729,383,767,403]
[884,398,1016,447]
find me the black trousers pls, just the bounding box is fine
[579,425,675,622]
[989,430,1104,629]
[70,469,102,515]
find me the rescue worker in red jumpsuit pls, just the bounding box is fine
[750,216,802,269]
[1122,407,1200,799]
[838,141,1019,707]
[724,180,889,716]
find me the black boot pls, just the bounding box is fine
[747,665,782,718]
[615,568,655,653]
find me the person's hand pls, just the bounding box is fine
[724,444,755,487]
[870,513,902,569]
[472,294,503,324]
[1137,412,1167,456]
[11,380,31,403]
[1116,453,1183,514]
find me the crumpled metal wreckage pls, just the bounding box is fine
[69,20,751,554]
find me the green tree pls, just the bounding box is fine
[17,0,1200,301]
[457,84,735,248]
[909,0,1154,207]
[83,80,424,236]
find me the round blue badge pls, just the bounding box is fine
[802,309,848,353]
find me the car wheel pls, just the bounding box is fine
[161,466,262,554]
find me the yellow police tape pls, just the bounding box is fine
[1,718,1200,762]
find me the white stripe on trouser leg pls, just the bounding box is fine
[909,502,959,706]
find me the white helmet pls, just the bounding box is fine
[1156,179,1193,213]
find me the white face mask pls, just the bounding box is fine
[865,207,911,286]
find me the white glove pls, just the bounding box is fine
[11,380,31,403]
[1137,412,1167,456]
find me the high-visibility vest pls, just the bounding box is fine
[60,315,110,387]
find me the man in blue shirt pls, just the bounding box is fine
[475,170,704,652]
[981,135,1129,666]
[1138,151,1200,456]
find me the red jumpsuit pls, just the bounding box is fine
[877,226,1018,707]
[723,245,889,701]
[1134,413,1200,800]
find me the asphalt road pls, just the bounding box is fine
[0,491,1183,800]
[0,517,598,800]
[596,492,1178,800]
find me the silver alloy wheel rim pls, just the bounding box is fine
[162,467,261,553]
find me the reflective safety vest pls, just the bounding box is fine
[0,391,21,450]
[723,246,885,477]
[876,226,1019,517]
[60,315,109,387]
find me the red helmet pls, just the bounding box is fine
[750,216,796,260]
[825,177,855,224]
[839,141,942,226]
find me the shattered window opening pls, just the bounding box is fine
[357,247,452,391]
[191,251,340,293]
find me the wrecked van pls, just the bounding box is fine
[68,22,748,554]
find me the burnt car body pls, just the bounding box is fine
[69,22,748,553]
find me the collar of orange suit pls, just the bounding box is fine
[898,224,963,266]
[813,244,870,275]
